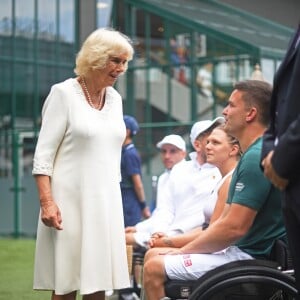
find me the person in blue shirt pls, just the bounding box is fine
[121,115,151,227]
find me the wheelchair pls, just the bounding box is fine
[163,238,297,299]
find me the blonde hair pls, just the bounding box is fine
[74,28,134,76]
[215,124,242,157]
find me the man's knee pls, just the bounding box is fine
[144,248,154,262]
[144,255,165,281]
[144,247,163,262]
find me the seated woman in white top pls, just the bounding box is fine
[149,124,241,249]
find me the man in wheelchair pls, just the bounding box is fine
[143,80,287,300]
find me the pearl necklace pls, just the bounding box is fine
[81,77,103,110]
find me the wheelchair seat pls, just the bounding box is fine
[164,238,293,299]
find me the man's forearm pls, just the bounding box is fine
[153,227,203,248]
[180,221,237,254]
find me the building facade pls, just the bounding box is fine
[0,0,297,236]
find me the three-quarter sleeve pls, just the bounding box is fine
[32,84,69,176]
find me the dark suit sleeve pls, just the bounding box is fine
[271,116,300,180]
[261,126,276,164]
[261,26,300,176]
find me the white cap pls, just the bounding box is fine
[156,134,186,151]
[190,117,225,144]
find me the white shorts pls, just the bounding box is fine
[164,246,253,280]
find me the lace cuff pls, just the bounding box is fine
[32,159,53,176]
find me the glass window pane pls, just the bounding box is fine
[0,60,11,117]
[37,0,61,60]
[15,0,34,59]
[38,65,74,109]
[15,34,35,59]
[0,0,12,35]
[38,38,56,61]
[59,0,75,42]
[97,0,113,28]
[59,40,76,65]
[38,0,56,41]
[15,0,34,38]
[15,63,34,119]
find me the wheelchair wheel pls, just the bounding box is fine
[189,260,297,300]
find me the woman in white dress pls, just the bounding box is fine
[32,28,134,300]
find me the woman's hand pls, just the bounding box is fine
[35,175,63,230]
[41,200,63,230]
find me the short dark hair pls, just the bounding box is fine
[234,80,272,126]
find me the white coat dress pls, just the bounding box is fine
[32,78,130,295]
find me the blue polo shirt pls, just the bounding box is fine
[120,143,143,227]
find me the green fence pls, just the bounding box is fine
[0,129,39,237]
[0,125,192,237]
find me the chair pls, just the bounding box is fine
[119,246,146,300]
